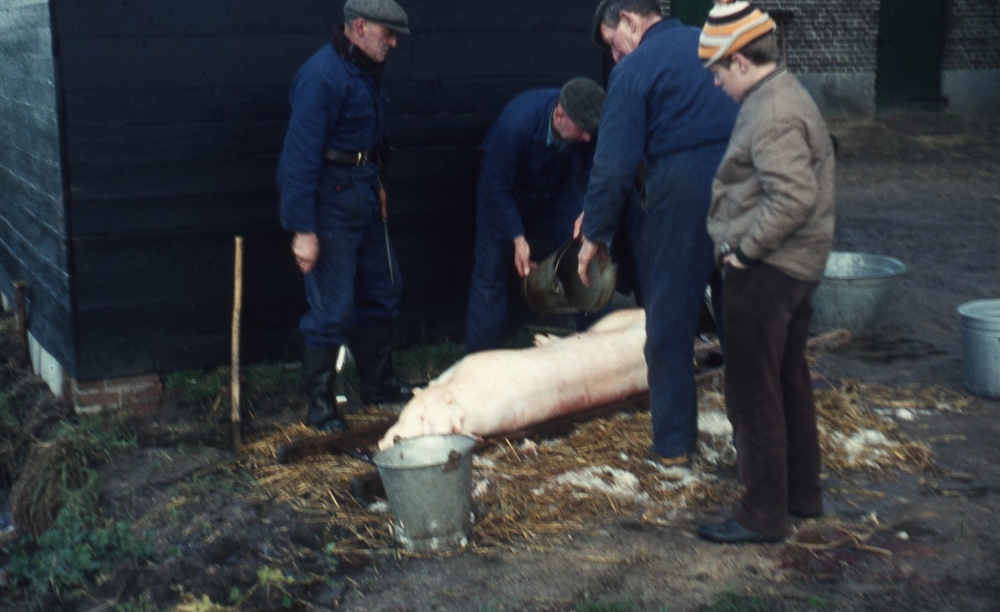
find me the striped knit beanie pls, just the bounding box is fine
[698,0,776,67]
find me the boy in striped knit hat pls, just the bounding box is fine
[697,0,836,544]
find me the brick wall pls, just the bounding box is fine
[769,0,881,73]
[72,374,163,416]
[944,0,1000,70]
[658,0,879,73]
[641,1,1000,76]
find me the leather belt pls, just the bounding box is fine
[323,147,374,166]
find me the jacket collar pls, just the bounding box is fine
[744,65,787,100]
[330,24,386,86]
[639,18,679,48]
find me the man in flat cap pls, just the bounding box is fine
[465,78,608,354]
[277,0,413,432]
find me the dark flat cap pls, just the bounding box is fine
[344,0,410,34]
[559,77,607,134]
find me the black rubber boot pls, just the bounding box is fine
[302,345,349,433]
[349,320,414,405]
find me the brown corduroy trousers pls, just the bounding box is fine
[723,262,824,538]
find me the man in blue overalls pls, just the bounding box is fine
[577,0,739,465]
[277,0,413,432]
[466,78,607,354]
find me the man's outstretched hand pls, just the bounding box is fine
[577,238,608,288]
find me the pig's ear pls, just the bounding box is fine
[412,386,425,396]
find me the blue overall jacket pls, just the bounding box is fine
[582,19,738,245]
[277,43,387,234]
[477,88,594,242]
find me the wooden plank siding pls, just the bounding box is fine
[50,0,604,379]
[0,0,74,370]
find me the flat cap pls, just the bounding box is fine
[344,0,410,34]
[559,77,607,134]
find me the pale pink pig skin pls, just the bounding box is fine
[378,309,648,449]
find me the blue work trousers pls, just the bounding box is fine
[300,174,402,349]
[466,183,582,353]
[643,143,727,459]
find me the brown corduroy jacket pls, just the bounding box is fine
[707,67,835,282]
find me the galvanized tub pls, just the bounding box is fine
[523,239,616,315]
[372,434,476,554]
[957,299,1000,399]
[810,252,906,336]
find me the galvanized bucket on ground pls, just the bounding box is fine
[372,434,476,554]
[957,299,1000,399]
[810,251,906,337]
[523,240,617,315]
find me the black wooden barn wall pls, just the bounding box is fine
[0,0,73,371]
[51,0,605,380]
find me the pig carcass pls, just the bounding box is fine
[378,308,648,449]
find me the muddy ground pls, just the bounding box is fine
[1,112,999,612]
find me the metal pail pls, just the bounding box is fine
[809,252,906,336]
[957,299,1000,398]
[523,240,617,315]
[372,434,476,554]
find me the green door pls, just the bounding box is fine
[669,0,713,27]
[876,0,946,111]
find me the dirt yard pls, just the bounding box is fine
[1,112,999,612]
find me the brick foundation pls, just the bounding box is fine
[72,374,163,416]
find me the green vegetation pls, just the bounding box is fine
[166,362,306,415]
[393,339,465,381]
[113,595,157,612]
[577,600,642,612]
[6,509,156,595]
[3,412,151,596]
[256,566,297,610]
[163,339,469,412]
[15,414,135,530]
[699,589,776,612]
[165,367,230,407]
[0,381,50,484]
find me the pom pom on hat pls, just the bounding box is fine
[699,0,776,67]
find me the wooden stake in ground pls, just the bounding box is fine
[14,280,30,372]
[231,236,244,450]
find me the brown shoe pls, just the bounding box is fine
[648,449,692,467]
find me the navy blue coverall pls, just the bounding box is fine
[277,43,401,350]
[466,89,595,354]
[582,20,739,460]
